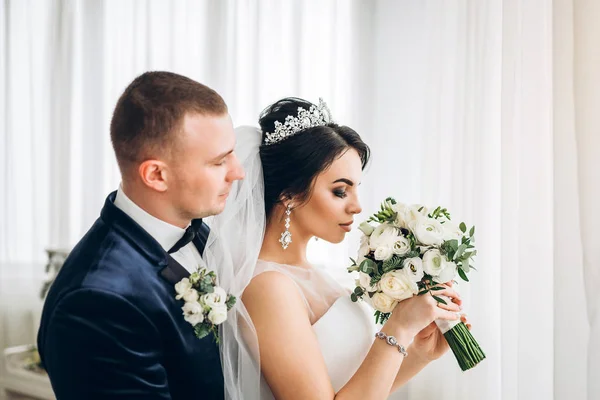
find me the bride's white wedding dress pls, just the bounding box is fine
[253,259,377,398]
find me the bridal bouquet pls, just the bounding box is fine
[348,198,485,371]
[175,268,236,343]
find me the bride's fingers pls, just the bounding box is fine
[436,300,461,312]
[430,286,462,305]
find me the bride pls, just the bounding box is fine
[206,98,467,400]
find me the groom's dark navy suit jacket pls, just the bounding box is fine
[37,192,223,399]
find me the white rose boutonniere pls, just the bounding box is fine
[175,269,236,342]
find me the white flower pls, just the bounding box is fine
[391,202,409,228]
[208,305,228,325]
[442,221,463,242]
[401,204,429,228]
[410,216,445,246]
[371,292,398,313]
[369,224,400,250]
[392,236,411,256]
[175,278,193,300]
[402,257,425,283]
[182,288,199,303]
[379,271,418,301]
[358,222,375,236]
[200,287,228,309]
[357,236,370,264]
[423,249,445,276]
[358,272,378,292]
[374,246,394,261]
[182,301,204,325]
[436,261,458,283]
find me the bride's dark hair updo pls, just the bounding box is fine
[258,97,370,218]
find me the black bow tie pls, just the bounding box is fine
[168,219,203,254]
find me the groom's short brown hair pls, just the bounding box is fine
[110,71,227,173]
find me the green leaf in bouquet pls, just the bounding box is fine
[470,226,475,236]
[351,293,358,302]
[359,258,376,274]
[354,286,364,296]
[430,286,445,291]
[418,289,430,295]
[455,244,467,260]
[370,275,382,286]
[194,323,211,340]
[432,295,447,305]
[460,261,470,273]
[457,267,469,282]
[383,255,403,272]
[349,257,357,266]
[459,222,467,233]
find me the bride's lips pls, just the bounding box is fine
[339,221,353,232]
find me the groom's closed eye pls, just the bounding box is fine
[210,149,234,165]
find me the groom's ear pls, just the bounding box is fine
[138,159,169,192]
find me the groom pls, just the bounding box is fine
[37,71,244,399]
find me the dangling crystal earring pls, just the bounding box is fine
[279,205,292,250]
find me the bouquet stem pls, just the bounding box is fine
[442,322,486,371]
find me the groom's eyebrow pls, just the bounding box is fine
[333,178,354,186]
[210,149,234,162]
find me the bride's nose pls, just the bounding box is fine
[348,199,362,215]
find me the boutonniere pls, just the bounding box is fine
[174,268,236,342]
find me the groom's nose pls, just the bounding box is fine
[227,152,245,182]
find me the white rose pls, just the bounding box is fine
[208,305,228,325]
[442,221,463,241]
[402,257,425,283]
[402,204,429,227]
[392,236,411,256]
[358,272,378,292]
[175,278,193,300]
[369,224,399,250]
[410,216,445,246]
[423,249,445,276]
[379,270,418,301]
[182,301,204,325]
[391,202,409,228]
[201,287,227,309]
[358,222,375,236]
[357,236,370,264]
[436,261,458,283]
[371,292,398,313]
[182,288,199,303]
[374,245,394,261]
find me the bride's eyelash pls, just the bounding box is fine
[333,189,347,199]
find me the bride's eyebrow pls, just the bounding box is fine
[332,178,354,186]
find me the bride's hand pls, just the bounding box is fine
[385,285,462,339]
[410,314,471,362]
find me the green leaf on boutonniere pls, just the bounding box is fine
[198,276,214,294]
[225,295,237,310]
[194,323,211,339]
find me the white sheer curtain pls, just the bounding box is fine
[0,0,594,399]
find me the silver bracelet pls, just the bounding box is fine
[375,331,408,357]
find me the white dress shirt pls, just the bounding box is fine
[113,186,203,275]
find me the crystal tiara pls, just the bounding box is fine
[263,98,333,145]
